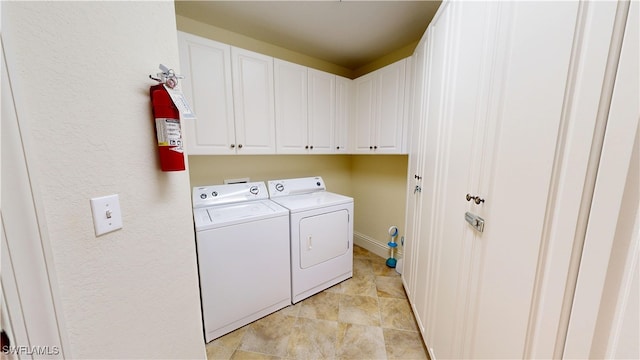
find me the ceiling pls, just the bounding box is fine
[174,1,442,71]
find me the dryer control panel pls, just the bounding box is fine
[193,181,268,208]
[267,176,326,198]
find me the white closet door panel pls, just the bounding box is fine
[464,2,579,358]
[428,3,493,358]
[232,48,276,154]
[308,69,335,154]
[415,4,453,352]
[564,2,639,356]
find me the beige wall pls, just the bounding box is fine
[3,2,205,358]
[351,155,408,256]
[189,154,408,257]
[189,155,353,197]
[176,15,414,79]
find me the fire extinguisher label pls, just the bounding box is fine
[155,118,183,153]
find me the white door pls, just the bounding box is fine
[307,69,335,154]
[274,59,308,154]
[2,44,66,358]
[231,48,276,154]
[461,2,579,358]
[178,32,235,155]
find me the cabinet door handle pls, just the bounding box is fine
[369,146,373,150]
[305,145,309,149]
[336,146,341,150]
[374,145,378,150]
[230,144,235,149]
[310,145,314,150]
[238,144,243,149]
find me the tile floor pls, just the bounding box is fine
[205,245,429,360]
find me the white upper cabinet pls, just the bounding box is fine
[275,60,336,154]
[335,75,351,153]
[353,59,407,154]
[231,47,276,154]
[178,31,408,156]
[307,68,335,154]
[178,32,235,155]
[275,59,308,153]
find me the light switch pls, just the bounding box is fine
[90,194,123,236]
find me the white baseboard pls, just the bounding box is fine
[354,231,403,259]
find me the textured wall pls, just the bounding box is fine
[2,2,206,358]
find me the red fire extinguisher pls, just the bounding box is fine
[150,83,185,172]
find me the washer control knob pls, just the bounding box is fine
[275,183,285,192]
[316,182,321,186]
[200,193,207,199]
[249,186,259,195]
[211,191,218,197]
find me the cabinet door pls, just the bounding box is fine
[178,32,235,155]
[461,2,579,358]
[352,73,376,153]
[403,28,430,311]
[375,59,406,153]
[231,48,276,154]
[308,69,335,154]
[335,76,351,153]
[274,59,308,154]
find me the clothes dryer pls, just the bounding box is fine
[193,182,290,342]
[267,176,353,303]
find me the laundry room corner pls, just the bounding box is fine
[351,155,408,258]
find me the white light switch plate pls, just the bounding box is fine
[90,194,123,236]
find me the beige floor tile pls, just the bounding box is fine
[353,258,375,278]
[206,344,235,360]
[379,297,419,332]
[338,294,381,326]
[230,349,282,360]
[210,326,248,349]
[298,291,340,321]
[372,260,401,277]
[383,328,429,360]
[376,276,406,299]
[286,318,338,359]
[201,246,430,360]
[336,323,387,360]
[239,312,297,357]
[340,274,377,297]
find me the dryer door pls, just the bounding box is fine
[299,209,349,268]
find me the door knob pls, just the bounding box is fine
[466,194,485,204]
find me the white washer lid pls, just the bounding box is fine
[269,191,352,213]
[194,199,288,231]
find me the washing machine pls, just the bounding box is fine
[192,182,291,342]
[267,176,353,303]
